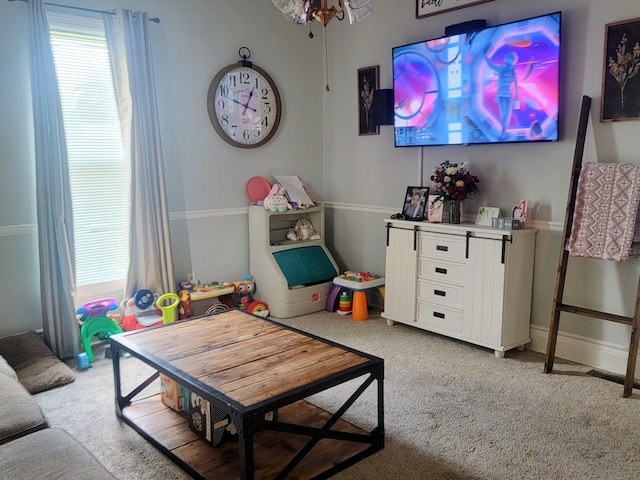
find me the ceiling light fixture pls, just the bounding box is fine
[272,0,372,27]
[271,1,372,91]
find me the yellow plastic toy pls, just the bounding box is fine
[156,292,180,324]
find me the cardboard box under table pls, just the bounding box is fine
[159,373,189,413]
[109,309,384,480]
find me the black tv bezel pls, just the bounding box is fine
[392,11,562,148]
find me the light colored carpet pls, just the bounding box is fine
[35,310,640,479]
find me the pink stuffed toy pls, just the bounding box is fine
[263,183,292,213]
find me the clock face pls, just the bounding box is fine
[207,63,281,148]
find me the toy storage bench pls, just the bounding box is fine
[248,204,339,318]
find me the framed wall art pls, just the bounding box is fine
[416,0,494,19]
[601,17,640,122]
[358,65,379,135]
[475,206,500,226]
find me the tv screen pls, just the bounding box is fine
[393,12,561,147]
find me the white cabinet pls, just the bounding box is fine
[382,220,536,357]
[382,225,419,324]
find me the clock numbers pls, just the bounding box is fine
[208,62,281,148]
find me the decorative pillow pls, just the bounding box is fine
[0,355,17,380]
[0,331,75,394]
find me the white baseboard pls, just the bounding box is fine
[528,324,640,377]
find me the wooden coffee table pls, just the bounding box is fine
[109,309,384,480]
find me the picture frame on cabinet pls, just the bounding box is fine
[427,195,444,223]
[512,199,530,228]
[358,65,380,135]
[416,0,494,19]
[402,186,429,221]
[601,17,640,122]
[475,206,500,226]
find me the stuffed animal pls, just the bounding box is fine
[263,183,292,212]
[286,218,320,241]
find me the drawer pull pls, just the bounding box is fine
[435,267,447,274]
[436,245,448,252]
[434,289,446,297]
[433,312,445,319]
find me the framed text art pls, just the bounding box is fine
[601,17,640,122]
[358,65,379,135]
[416,0,494,20]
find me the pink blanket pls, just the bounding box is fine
[566,163,640,262]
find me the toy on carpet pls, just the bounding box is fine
[232,274,255,308]
[121,289,178,331]
[179,289,194,319]
[77,298,119,323]
[286,218,320,241]
[190,281,235,299]
[246,300,269,317]
[205,303,230,315]
[121,290,161,331]
[232,274,269,316]
[337,292,352,315]
[177,274,270,317]
[77,298,123,363]
[157,292,180,324]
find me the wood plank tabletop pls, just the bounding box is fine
[112,310,373,408]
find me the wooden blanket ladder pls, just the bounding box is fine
[543,95,640,398]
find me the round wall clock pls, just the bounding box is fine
[207,48,282,148]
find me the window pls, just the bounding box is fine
[47,10,130,298]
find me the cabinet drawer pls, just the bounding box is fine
[419,234,466,261]
[418,279,463,308]
[419,258,465,285]
[417,301,463,333]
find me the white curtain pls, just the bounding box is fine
[27,0,78,359]
[104,10,175,297]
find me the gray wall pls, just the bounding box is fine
[322,0,640,374]
[1,0,640,376]
[0,0,323,335]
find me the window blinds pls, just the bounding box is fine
[47,10,130,288]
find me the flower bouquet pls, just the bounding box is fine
[430,160,480,223]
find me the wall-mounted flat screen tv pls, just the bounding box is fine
[393,12,561,147]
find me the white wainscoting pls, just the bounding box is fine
[3,212,637,377]
[528,324,640,378]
